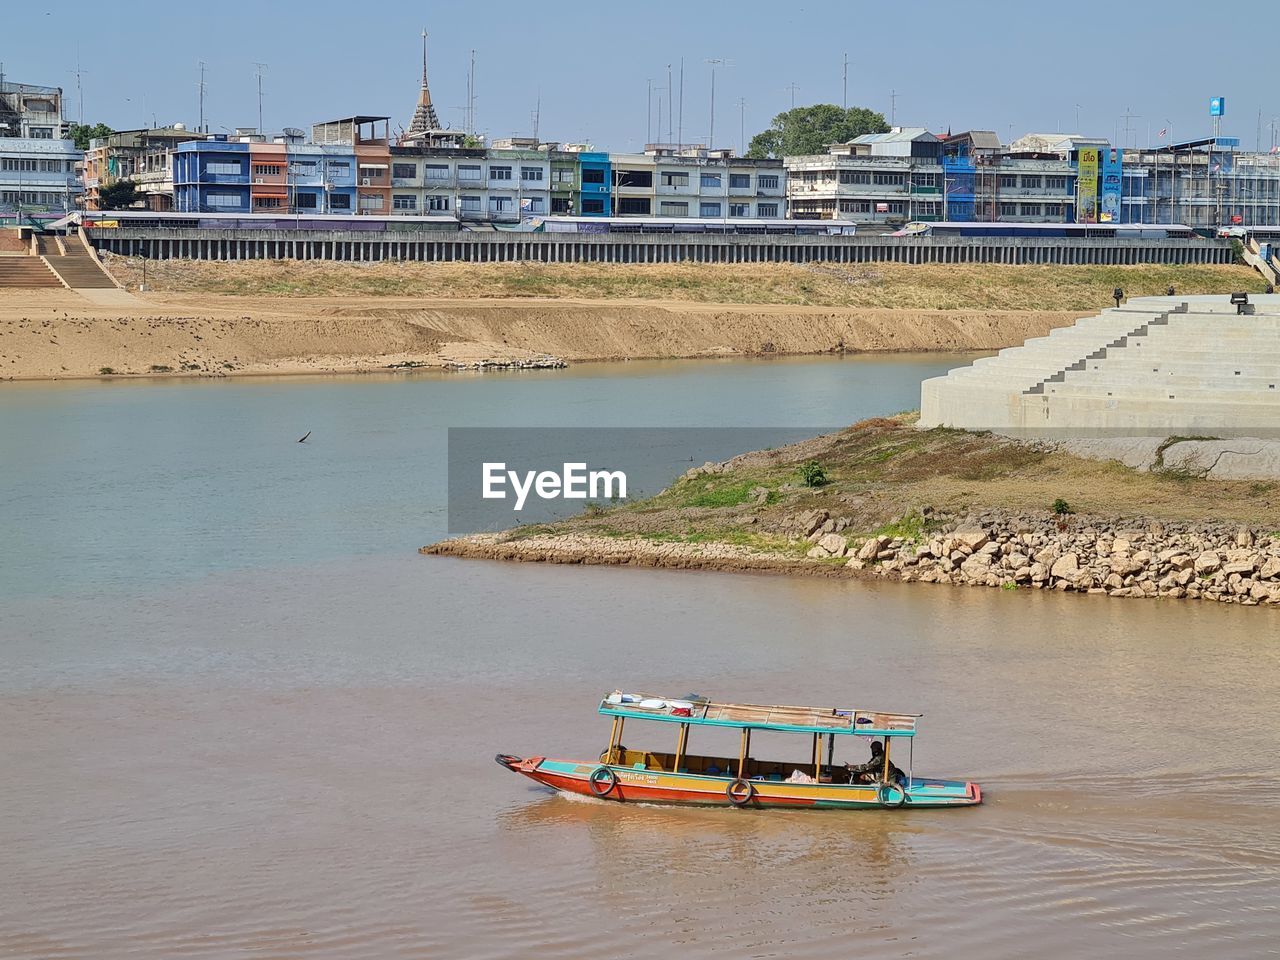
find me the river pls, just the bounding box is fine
[1,355,1277,959]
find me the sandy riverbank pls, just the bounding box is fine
[424,416,1280,606]
[1,259,1264,381]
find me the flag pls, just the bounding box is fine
[1157,128,1167,138]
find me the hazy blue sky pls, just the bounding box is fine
[6,0,1278,152]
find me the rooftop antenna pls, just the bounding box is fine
[784,82,799,110]
[678,57,684,148]
[666,64,673,144]
[705,58,732,149]
[736,96,746,156]
[68,55,87,126]
[842,53,848,110]
[532,90,540,142]
[253,61,268,134]
[197,60,206,133]
[646,78,654,144]
[469,50,476,136]
[1121,105,1141,148]
[889,88,897,125]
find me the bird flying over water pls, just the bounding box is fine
[298,431,311,443]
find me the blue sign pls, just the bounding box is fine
[1210,97,1226,117]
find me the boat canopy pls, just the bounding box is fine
[599,693,919,738]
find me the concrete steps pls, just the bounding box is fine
[0,256,62,288]
[42,234,117,289]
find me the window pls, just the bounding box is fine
[1021,175,1042,189]
[582,198,605,214]
[489,165,512,181]
[253,164,283,177]
[701,172,721,188]
[839,170,871,185]
[616,169,652,188]
[358,194,385,210]
[839,199,871,213]
[290,161,316,176]
[757,174,779,190]
[911,173,937,188]
[490,196,512,212]
[914,201,939,217]
[329,193,351,209]
[393,194,417,210]
[458,164,482,181]
[393,163,417,179]
[358,166,385,181]
[582,167,605,184]
[523,197,544,213]
[661,171,689,187]
[1046,176,1067,190]
[659,200,688,216]
[872,172,905,185]
[729,173,751,188]
[729,203,749,217]
[618,197,651,214]
[29,128,53,139]
[551,197,571,213]
[999,202,1017,216]
[205,192,241,208]
[1044,203,1063,216]
[2,158,37,172]
[253,196,282,208]
[553,168,574,183]
[38,159,64,172]
[329,161,351,175]
[428,195,450,211]
[460,195,482,213]
[520,166,543,182]
[424,164,450,181]
[758,202,779,217]
[205,161,241,175]
[1021,203,1041,217]
[700,202,722,217]
[295,192,318,209]
[999,175,1017,188]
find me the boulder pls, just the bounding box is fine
[1237,526,1255,548]
[1261,556,1280,580]
[817,533,849,556]
[1222,550,1259,576]
[1194,551,1221,575]
[952,528,990,551]
[856,536,887,561]
[1029,561,1049,582]
[1050,552,1080,580]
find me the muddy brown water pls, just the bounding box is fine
[2,359,1277,959]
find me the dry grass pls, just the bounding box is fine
[101,256,1267,312]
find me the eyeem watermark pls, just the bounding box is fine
[483,462,627,511]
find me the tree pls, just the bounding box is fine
[66,122,114,151]
[98,180,140,210]
[746,105,889,159]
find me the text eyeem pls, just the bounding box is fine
[482,462,628,511]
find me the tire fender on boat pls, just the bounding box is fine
[588,766,619,798]
[877,782,908,808]
[726,778,756,807]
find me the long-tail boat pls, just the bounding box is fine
[496,691,982,810]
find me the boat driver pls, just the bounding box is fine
[845,740,905,785]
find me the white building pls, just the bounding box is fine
[786,127,943,225]
[0,137,82,215]
[612,146,786,219]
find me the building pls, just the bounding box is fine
[1121,138,1280,228]
[607,145,785,220]
[0,80,67,140]
[0,136,81,215]
[83,126,202,210]
[786,127,943,224]
[312,116,393,215]
[0,77,80,217]
[399,32,468,150]
[577,152,611,216]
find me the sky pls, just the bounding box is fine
[5,0,1279,154]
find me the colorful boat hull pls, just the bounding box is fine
[496,755,982,810]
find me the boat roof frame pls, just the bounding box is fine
[598,694,919,738]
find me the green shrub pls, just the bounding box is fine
[1051,498,1073,516]
[799,460,828,487]
[98,366,115,375]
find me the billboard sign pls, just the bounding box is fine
[1210,97,1226,117]
[1077,148,1099,223]
[1099,148,1122,223]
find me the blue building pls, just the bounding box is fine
[173,138,250,213]
[577,152,611,216]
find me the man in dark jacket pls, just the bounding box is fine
[845,740,906,785]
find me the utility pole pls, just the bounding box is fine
[253,62,268,134]
[197,61,206,133]
[842,53,848,110]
